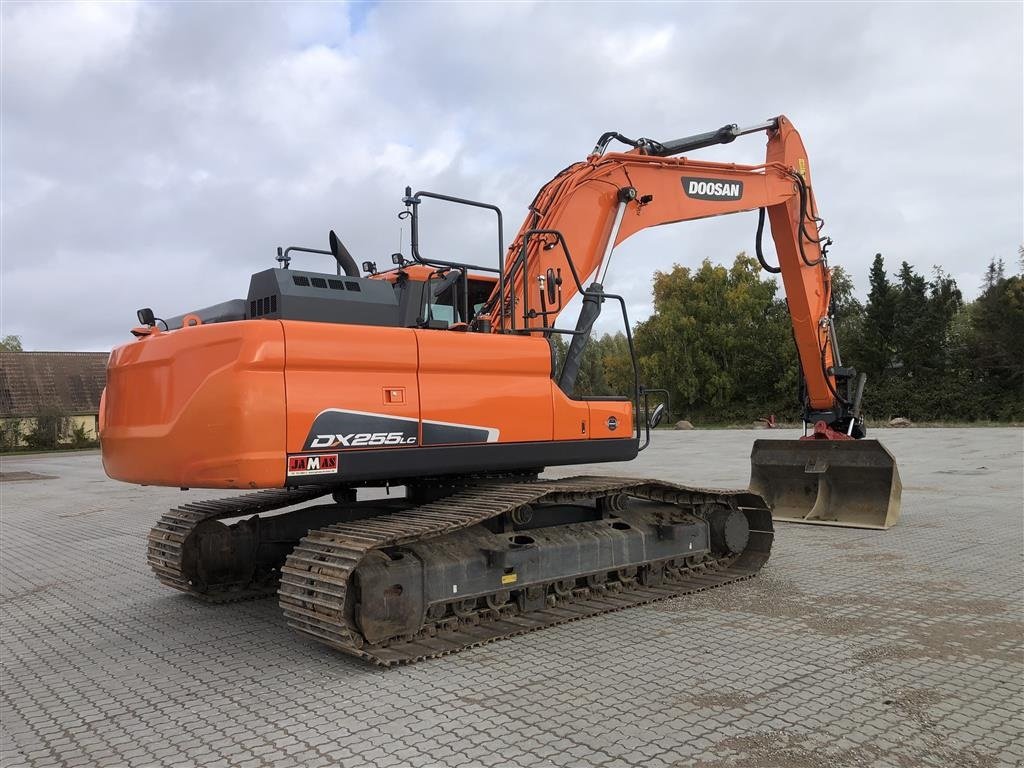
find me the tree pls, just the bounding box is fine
[981,257,1006,292]
[599,332,636,396]
[891,261,932,378]
[633,252,796,423]
[829,265,866,374]
[0,335,23,352]
[24,405,70,451]
[966,266,1024,419]
[829,265,862,320]
[555,332,635,398]
[557,248,1021,425]
[0,418,24,450]
[858,253,897,380]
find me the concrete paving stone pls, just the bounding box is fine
[472,754,508,767]
[382,756,420,768]
[1,429,1021,768]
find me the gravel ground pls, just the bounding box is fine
[1,427,1022,768]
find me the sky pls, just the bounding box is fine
[2,0,1022,351]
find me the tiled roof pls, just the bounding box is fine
[0,352,108,418]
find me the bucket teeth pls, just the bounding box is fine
[749,439,902,530]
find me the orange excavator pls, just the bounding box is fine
[101,116,900,664]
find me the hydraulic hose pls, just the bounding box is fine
[755,208,781,274]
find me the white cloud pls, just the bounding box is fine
[3,1,138,96]
[602,26,675,66]
[1,1,1021,350]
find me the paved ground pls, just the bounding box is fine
[1,428,1022,768]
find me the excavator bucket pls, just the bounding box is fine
[749,439,901,530]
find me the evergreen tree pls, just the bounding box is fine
[858,253,896,379]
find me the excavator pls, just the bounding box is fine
[100,116,900,665]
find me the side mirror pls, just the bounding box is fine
[545,268,557,304]
[648,402,667,430]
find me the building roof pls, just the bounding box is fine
[0,352,108,418]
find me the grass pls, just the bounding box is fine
[1,443,100,456]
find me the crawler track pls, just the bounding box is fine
[278,476,773,665]
[146,476,772,663]
[146,487,331,602]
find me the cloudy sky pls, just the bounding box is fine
[3,1,1022,351]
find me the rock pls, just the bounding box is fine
[674,420,694,430]
[888,417,913,427]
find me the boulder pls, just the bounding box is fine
[888,417,913,427]
[674,420,694,430]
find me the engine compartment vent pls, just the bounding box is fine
[250,294,278,318]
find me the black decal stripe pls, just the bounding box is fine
[303,408,500,450]
[304,409,418,450]
[286,438,640,485]
[421,420,498,446]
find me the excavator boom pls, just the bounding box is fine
[479,115,900,528]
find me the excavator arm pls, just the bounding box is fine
[486,116,860,434]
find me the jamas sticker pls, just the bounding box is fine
[287,453,338,476]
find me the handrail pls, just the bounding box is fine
[403,188,505,329]
[276,246,340,275]
[506,227,643,445]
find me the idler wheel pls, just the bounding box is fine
[708,508,750,555]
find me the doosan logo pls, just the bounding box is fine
[682,177,743,201]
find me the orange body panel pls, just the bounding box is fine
[552,386,590,440]
[415,330,552,444]
[283,322,421,452]
[586,400,633,439]
[101,319,628,488]
[101,321,287,488]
